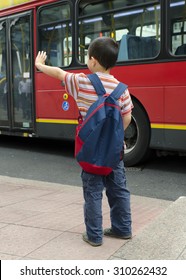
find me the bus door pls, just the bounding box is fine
[0,12,34,133]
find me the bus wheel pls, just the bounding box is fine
[124,99,150,167]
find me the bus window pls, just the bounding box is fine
[38,3,72,67]
[78,0,130,64]
[78,0,160,63]
[115,29,128,41]
[118,5,160,61]
[170,0,186,55]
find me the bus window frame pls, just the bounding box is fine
[77,0,161,65]
[37,0,74,69]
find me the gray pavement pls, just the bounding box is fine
[0,175,185,260]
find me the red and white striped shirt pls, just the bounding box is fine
[65,71,133,119]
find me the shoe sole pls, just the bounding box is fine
[104,229,132,239]
[104,234,132,239]
[82,234,102,247]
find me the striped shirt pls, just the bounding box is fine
[65,71,133,119]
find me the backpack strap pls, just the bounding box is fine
[110,82,128,100]
[87,73,106,96]
[88,73,127,100]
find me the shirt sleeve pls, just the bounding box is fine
[119,88,134,115]
[64,72,80,100]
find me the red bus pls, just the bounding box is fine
[0,0,186,166]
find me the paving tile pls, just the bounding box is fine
[0,224,62,257]
[0,207,41,223]
[38,190,83,204]
[131,195,172,209]
[6,198,70,213]
[27,232,127,260]
[0,175,67,191]
[178,248,186,260]
[0,183,21,193]
[16,204,84,231]
[0,223,9,229]
[68,223,85,234]
[131,196,172,227]
[0,194,30,207]
[2,188,55,199]
[0,253,21,260]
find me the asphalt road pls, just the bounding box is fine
[0,135,186,201]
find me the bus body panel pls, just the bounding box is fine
[35,73,79,119]
[114,61,186,126]
[112,61,186,152]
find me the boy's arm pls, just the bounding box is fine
[123,112,131,131]
[35,51,66,81]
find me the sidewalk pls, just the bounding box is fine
[0,175,182,260]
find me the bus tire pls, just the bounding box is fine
[124,99,151,167]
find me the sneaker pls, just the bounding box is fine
[104,228,132,239]
[82,233,102,247]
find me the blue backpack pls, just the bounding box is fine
[75,73,127,175]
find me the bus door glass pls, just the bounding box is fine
[0,20,8,126]
[10,13,33,130]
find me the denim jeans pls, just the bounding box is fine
[81,160,132,244]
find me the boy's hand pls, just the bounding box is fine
[34,51,66,81]
[35,51,47,68]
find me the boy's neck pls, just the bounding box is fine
[93,66,111,75]
[91,58,111,74]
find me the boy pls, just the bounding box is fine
[35,37,133,246]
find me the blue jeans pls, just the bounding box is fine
[81,160,132,244]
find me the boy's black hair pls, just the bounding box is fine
[88,37,119,70]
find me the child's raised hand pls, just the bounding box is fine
[34,50,65,80]
[35,51,47,67]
